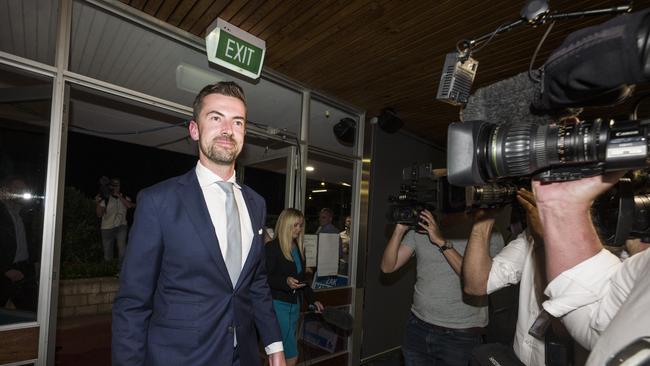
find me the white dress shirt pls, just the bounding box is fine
[195,162,283,355]
[543,248,650,365]
[487,233,545,366]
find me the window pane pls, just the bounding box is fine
[0,0,58,65]
[304,152,353,286]
[0,64,53,325]
[238,134,293,230]
[61,84,193,276]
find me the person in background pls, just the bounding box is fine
[315,207,338,234]
[339,215,351,275]
[95,177,134,267]
[266,208,324,366]
[0,176,38,312]
[381,209,504,366]
[463,188,573,366]
[533,172,650,365]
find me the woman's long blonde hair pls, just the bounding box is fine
[274,208,305,262]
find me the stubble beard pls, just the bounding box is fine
[200,136,241,165]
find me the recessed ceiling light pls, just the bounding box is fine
[305,166,315,172]
[341,182,351,187]
[320,182,325,186]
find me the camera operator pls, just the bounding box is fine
[381,209,503,366]
[463,188,574,366]
[533,171,650,365]
[95,177,135,267]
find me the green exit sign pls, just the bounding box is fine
[206,19,266,79]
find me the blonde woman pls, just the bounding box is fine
[265,208,324,366]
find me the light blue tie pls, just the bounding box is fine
[216,181,242,347]
[216,181,242,287]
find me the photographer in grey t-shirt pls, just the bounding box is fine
[381,209,503,366]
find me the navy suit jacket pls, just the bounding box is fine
[112,169,281,366]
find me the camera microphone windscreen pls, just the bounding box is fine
[462,71,550,124]
[535,9,650,111]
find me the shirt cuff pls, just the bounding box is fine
[265,341,284,355]
[542,249,621,317]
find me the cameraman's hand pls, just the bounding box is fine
[473,208,499,224]
[516,188,543,241]
[419,209,445,246]
[533,171,625,211]
[394,223,409,235]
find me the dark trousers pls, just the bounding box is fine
[403,313,483,366]
[0,261,38,312]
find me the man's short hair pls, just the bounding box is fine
[192,81,246,121]
[320,208,333,217]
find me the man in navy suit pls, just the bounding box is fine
[112,82,286,366]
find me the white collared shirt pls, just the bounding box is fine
[487,233,545,366]
[543,248,650,365]
[194,161,283,355]
[195,161,253,271]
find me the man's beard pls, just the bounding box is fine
[200,136,241,165]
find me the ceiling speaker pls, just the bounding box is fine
[333,117,356,146]
[377,108,403,133]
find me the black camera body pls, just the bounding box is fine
[593,171,650,245]
[447,9,650,186]
[448,118,650,186]
[387,163,519,226]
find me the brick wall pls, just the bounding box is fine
[58,277,119,317]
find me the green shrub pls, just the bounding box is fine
[60,187,104,275]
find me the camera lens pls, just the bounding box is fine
[478,119,612,181]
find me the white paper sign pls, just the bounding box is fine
[304,234,318,267]
[317,233,339,276]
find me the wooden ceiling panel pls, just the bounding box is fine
[154,0,182,21]
[228,0,268,26]
[142,0,165,16]
[124,0,650,145]
[218,0,250,23]
[127,0,147,10]
[178,0,217,31]
[166,0,199,27]
[189,0,230,35]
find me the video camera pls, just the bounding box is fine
[386,163,519,226]
[592,170,650,245]
[447,9,650,187]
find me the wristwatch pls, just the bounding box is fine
[438,240,453,254]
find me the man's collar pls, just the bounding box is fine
[195,161,240,190]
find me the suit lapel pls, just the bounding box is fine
[178,171,232,289]
[236,185,259,290]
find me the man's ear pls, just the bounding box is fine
[188,120,199,141]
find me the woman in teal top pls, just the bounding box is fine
[265,208,324,366]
